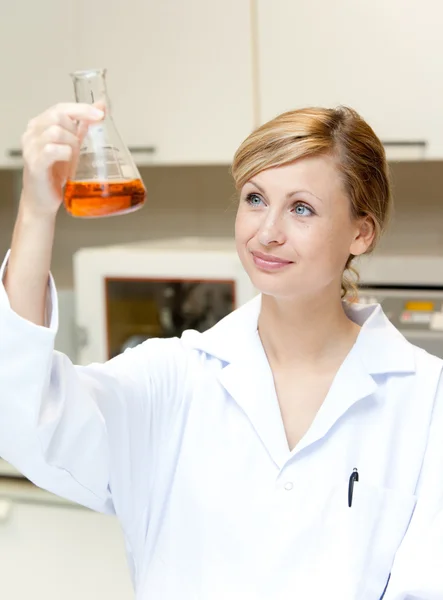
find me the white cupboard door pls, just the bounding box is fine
[77,0,254,164]
[0,1,78,167]
[0,494,133,599]
[257,0,443,158]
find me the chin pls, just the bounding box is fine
[247,271,298,298]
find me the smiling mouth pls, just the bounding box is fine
[250,251,293,271]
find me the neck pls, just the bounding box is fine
[258,290,360,368]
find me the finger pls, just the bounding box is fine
[41,124,80,148]
[52,112,80,136]
[25,110,78,139]
[22,124,80,167]
[27,103,104,136]
[26,143,73,175]
[49,102,105,123]
[93,100,106,115]
[37,143,73,171]
[76,121,90,143]
[75,102,106,142]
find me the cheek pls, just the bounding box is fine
[235,209,255,243]
[290,221,326,253]
[299,221,351,267]
[234,213,254,271]
[319,222,356,267]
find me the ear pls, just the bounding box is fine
[349,216,376,257]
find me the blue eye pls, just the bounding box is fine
[245,193,263,206]
[294,203,313,216]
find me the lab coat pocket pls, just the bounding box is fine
[312,480,417,600]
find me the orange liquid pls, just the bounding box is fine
[64,179,146,218]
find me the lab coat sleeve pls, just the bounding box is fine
[0,251,188,520]
[383,368,443,600]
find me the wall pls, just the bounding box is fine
[377,161,443,256]
[1,161,443,291]
[0,166,238,289]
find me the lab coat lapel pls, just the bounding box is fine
[217,336,291,469]
[183,295,291,468]
[183,296,417,465]
[293,323,416,456]
[293,350,377,455]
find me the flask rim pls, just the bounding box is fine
[70,68,107,80]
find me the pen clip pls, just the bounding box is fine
[348,468,359,508]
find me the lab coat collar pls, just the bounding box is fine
[183,295,416,376]
[181,296,416,468]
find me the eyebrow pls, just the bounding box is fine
[248,178,324,204]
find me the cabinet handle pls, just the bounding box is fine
[7,147,156,158]
[381,141,427,148]
[7,148,22,158]
[381,140,427,160]
[9,142,425,157]
[128,146,156,154]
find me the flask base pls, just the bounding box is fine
[64,179,146,218]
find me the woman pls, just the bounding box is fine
[1,103,442,599]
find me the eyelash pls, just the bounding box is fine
[245,192,315,216]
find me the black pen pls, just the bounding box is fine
[348,468,359,507]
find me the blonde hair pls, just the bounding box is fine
[231,106,392,300]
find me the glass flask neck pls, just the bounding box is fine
[70,68,110,108]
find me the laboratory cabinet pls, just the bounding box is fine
[0,480,133,599]
[0,0,254,167]
[256,0,443,159]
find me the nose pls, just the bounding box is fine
[257,211,286,247]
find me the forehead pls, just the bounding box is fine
[245,154,347,202]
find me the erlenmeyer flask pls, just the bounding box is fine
[64,68,146,218]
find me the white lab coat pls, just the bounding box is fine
[1,251,443,600]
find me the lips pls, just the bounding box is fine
[251,251,293,264]
[250,250,293,272]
